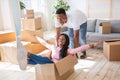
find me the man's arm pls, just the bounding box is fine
[56,27,61,46]
[74,30,79,48]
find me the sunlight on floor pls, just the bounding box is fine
[74,59,96,72]
[0,62,35,72]
[0,59,96,73]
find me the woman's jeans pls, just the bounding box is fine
[28,54,54,65]
[68,22,87,55]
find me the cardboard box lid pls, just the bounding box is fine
[55,55,78,76]
[105,39,120,42]
[100,22,111,27]
[106,41,120,45]
[105,39,120,45]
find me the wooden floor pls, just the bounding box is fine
[0,49,120,80]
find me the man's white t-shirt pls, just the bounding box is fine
[55,10,87,30]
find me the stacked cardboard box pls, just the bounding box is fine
[21,10,42,31]
[21,17,41,31]
[21,30,43,42]
[26,10,34,19]
[99,22,111,34]
[103,40,120,61]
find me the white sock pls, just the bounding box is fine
[17,36,27,70]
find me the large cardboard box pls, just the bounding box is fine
[99,22,111,34]
[103,40,120,61]
[0,41,30,64]
[21,17,41,31]
[21,30,43,43]
[0,31,16,44]
[35,55,78,80]
[26,10,34,19]
[25,43,47,54]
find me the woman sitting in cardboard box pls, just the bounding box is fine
[17,33,102,70]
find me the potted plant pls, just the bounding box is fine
[20,1,26,10]
[19,1,26,18]
[54,0,70,11]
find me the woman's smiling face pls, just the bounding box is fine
[58,35,66,48]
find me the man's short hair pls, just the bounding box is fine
[56,8,66,15]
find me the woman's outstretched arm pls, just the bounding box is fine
[68,41,103,55]
[36,36,53,50]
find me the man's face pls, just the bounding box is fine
[56,13,67,25]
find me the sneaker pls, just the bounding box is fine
[80,54,86,59]
[17,37,27,70]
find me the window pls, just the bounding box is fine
[22,0,41,12]
[87,0,120,18]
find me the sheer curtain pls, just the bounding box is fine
[22,0,56,31]
[0,0,56,31]
[0,0,14,31]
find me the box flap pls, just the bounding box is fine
[104,40,120,45]
[55,55,78,76]
[105,39,120,44]
[100,22,111,27]
[105,39,120,42]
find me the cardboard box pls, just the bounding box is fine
[99,22,111,34]
[0,32,16,44]
[26,13,34,19]
[26,10,34,14]
[26,10,34,19]
[24,43,47,54]
[0,41,30,64]
[21,17,41,31]
[21,30,43,43]
[103,40,120,61]
[34,29,43,38]
[35,55,78,80]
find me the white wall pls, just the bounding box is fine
[112,0,120,18]
[67,0,120,18]
[66,0,87,14]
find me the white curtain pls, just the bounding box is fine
[22,0,56,31]
[0,0,56,31]
[0,0,15,31]
[40,0,55,31]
